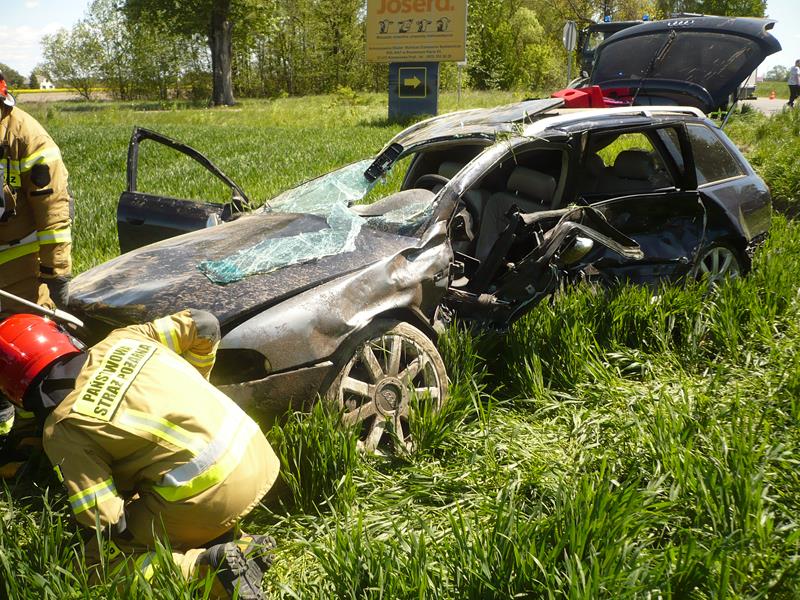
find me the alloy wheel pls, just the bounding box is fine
[694,244,741,287]
[328,322,447,453]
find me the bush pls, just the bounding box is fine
[727,109,800,216]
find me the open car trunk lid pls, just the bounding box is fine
[589,16,781,112]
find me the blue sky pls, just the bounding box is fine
[761,0,800,73]
[2,0,798,79]
[2,0,92,75]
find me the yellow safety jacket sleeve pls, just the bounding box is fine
[44,419,125,531]
[4,108,72,277]
[127,310,220,380]
[0,399,14,436]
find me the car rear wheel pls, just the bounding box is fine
[692,243,742,286]
[325,320,448,453]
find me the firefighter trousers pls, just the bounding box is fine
[0,253,53,317]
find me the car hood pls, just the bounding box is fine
[590,16,781,112]
[68,211,414,330]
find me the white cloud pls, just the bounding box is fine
[0,23,63,74]
[24,1,40,8]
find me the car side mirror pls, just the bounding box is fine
[556,235,594,267]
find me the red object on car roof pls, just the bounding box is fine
[551,85,631,108]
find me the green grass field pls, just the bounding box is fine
[755,81,789,99]
[2,93,800,598]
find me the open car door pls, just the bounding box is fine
[444,192,706,327]
[117,128,251,253]
[582,191,706,284]
[443,204,643,326]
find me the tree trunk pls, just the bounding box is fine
[209,0,235,106]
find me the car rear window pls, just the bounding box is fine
[686,124,744,185]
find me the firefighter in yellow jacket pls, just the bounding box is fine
[0,309,280,599]
[0,72,73,458]
[0,72,72,313]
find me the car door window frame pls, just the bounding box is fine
[683,121,747,188]
[567,121,695,204]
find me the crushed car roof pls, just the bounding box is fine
[383,98,565,150]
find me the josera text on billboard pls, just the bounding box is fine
[366,0,467,63]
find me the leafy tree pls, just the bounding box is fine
[41,23,103,99]
[764,65,789,82]
[28,71,40,90]
[654,0,765,17]
[468,0,561,91]
[125,0,264,105]
[0,64,25,88]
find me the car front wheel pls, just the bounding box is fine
[325,320,448,453]
[692,242,743,286]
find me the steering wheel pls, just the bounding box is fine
[413,173,450,192]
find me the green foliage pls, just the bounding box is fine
[655,0,766,16]
[765,65,790,82]
[0,63,25,88]
[41,23,103,100]
[467,0,561,91]
[268,402,359,514]
[726,108,800,216]
[408,324,491,457]
[756,80,788,99]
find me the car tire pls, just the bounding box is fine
[692,242,744,286]
[324,320,448,453]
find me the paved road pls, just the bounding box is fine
[741,97,792,116]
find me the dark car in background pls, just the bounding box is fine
[66,98,771,451]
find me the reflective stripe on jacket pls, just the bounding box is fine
[42,310,279,532]
[0,228,71,266]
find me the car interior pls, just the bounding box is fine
[426,146,572,291]
[354,128,685,293]
[576,130,676,199]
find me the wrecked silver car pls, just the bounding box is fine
[67,100,771,450]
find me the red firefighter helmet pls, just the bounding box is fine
[0,73,15,108]
[0,314,81,404]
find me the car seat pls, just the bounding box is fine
[600,150,656,193]
[578,153,607,195]
[473,167,556,262]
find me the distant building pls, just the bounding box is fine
[39,78,55,90]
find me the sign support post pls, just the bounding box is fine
[562,20,577,86]
[365,0,467,122]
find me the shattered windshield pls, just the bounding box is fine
[198,159,436,284]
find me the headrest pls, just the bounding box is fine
[438,161,464,179]
[613,150,654,181]
[584,154,605,178]
[507,167,556,203]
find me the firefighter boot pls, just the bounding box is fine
[236,534,276,572]
[195,541,266,600]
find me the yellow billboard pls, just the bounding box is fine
[366,0,467,63]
